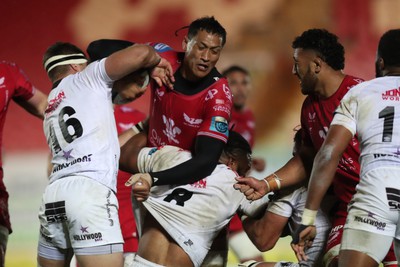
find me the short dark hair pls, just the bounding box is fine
[292,29,345,70]
[43,42,86,80]
[87,39,134,62]
[188,16,227,46]
[222,65,249,77]
[223,131,252,175]
[378,29,400,68]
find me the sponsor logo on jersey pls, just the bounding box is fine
[386,187,400,210]
[183,239,194,247]
[73,231,103,242]
[308,112,316,122]
[222,84,232,102]
[45,91,66,116]
[44,201,67,224]
[62,149,73,160]
[106,190,117,226]
[373,153,400,159]
[40,225,52,242]
[183,113,203,127]
[149,129,166,147]
[216,99,225,104]
[209,116,228,136]
[152,43,172,52]
[156,88,165,99]
[52,154,92,173]
[382,88,400,101]
[353,213,386,231]
[318,126,328,140]
[0,77,5,88]
[191,178,207,188]
[205,89,218,101]
[162,115,181,144]
[212,104,230,116]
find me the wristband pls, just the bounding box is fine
[263,173,282,193]
[301,208,317,225]
[131,121,144,134]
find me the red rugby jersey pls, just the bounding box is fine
[301,75,364,215]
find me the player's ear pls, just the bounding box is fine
[377,57,385,71]
[313,57,323,74]
[182,36,189,51]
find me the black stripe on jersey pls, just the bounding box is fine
[173,67,222,95]
[386,187,400,195]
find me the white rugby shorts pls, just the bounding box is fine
[38,176,123,250]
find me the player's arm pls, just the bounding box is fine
[234,144,315,201]
[104,44,173,87]
[14,88,48,119]
[242,211,288,251]
[291,125,352,260]
[149,135,224,185]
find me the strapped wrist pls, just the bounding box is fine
[301,208,317,225]
[131,121,144,134]
[263,173,282,193]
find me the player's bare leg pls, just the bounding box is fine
[339,250,378,267]
[75,253,123,267]
[37,249,73,267]
[137,212,193,267]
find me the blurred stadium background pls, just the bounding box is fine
[1,0,399,266]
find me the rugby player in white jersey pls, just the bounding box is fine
[124,131,271,267]
[292,29,400,267]
[37,42,173,267]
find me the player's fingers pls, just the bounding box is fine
[125,175,139,186]
[243,188,255,197]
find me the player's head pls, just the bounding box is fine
[375,29,400,77]
[223,66,251,111]
[291,29,345,95]
[220,131,252,176]
[43,42,88,82]
[86,39,149,104]
[182,16,227,81]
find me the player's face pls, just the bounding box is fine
[182,30,223,81]
[227,71,251,110]
[292,48,318,95]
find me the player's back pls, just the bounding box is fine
[45,60,119,191]
[338,76,400,173]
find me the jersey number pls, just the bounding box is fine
[163,188,193,207]
[49,106,83,153]
[379,106,394,142]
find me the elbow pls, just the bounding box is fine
[255,237,278,252]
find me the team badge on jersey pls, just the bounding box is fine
[151,43,172,53]
[209,116,228,136]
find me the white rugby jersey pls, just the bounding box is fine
[137,146,270,267]
[267,187,330,266]
[332,76,400,174]
[44,59,119,191]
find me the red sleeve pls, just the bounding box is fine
[4,62,35,101]
[198,78,232,143]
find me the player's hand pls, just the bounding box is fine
[291,224,316,262]
[233,176,269,201]
[150,57,175,89]
[125,173,153,202]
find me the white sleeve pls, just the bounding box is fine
[79,59,113,90]
[238,193,272,218]
[266,188,305,218]
[331,89,358,136]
